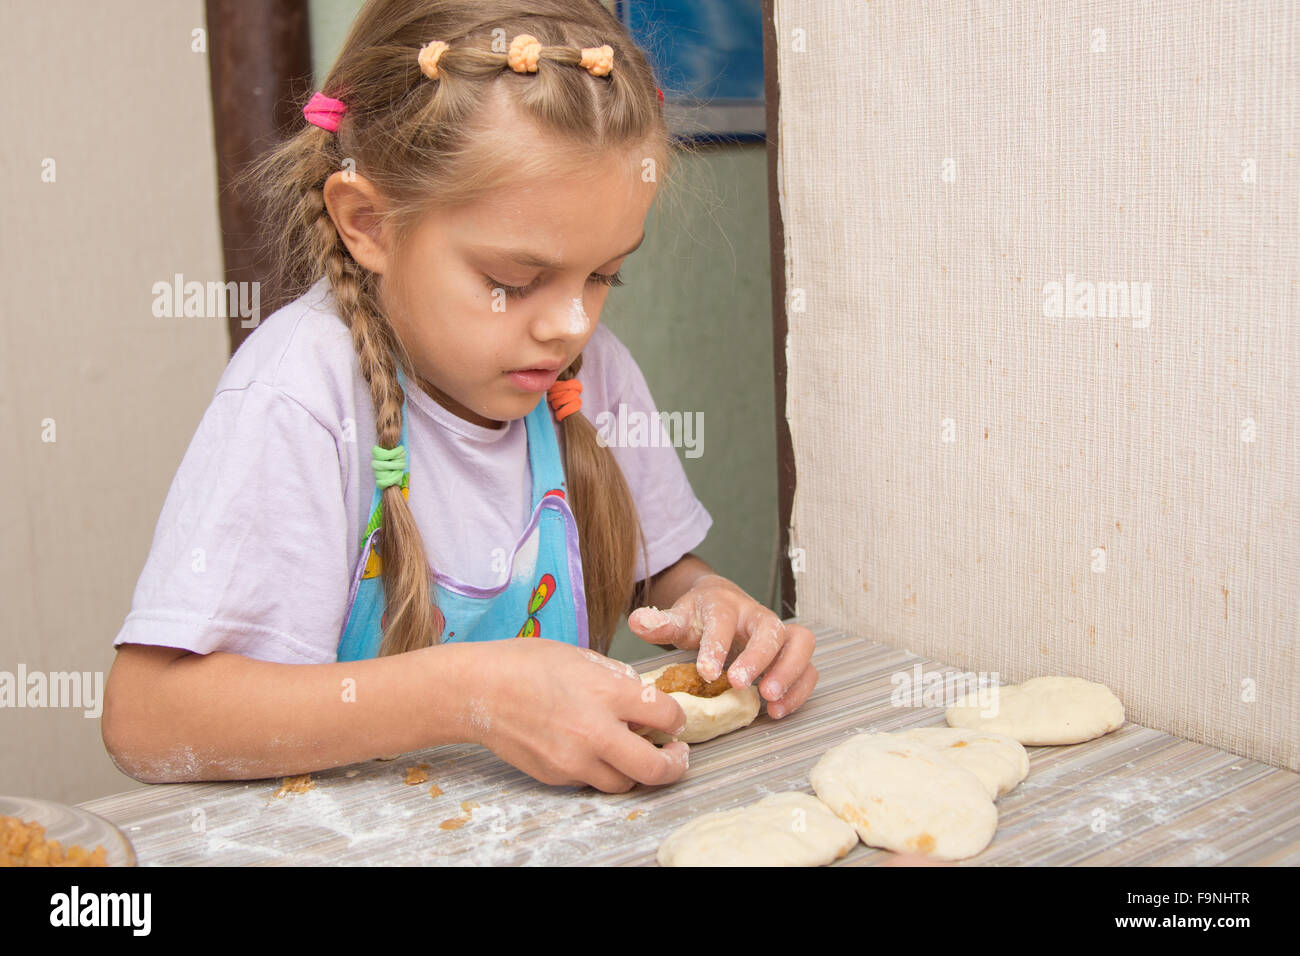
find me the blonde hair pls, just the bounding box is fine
[241,0,693,656]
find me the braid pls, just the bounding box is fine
[317,204,441,657]
[555,354,653,654]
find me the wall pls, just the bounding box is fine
[775,0,1297,769]
[1,0,228,802]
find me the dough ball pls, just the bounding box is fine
[809,734,998,861]
[637,663,761,744]
[658,792,858,867]
[890,726,1029,799]
[945,676,1125,746]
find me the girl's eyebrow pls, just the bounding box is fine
[489,231,646,269]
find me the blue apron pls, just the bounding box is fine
[336,366,589,659]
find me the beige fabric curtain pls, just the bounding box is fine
[774,0,1298,770]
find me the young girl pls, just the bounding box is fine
[104,0,817,794]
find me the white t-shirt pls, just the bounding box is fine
[114,278,712,664]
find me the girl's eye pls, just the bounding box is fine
[484,271,624,300]
[481,273,536,299]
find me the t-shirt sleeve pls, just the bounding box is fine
[114,382,352,664]
[585,332,713,582]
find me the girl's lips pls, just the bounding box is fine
[506,367,561,391]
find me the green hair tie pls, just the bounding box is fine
[372,444,408,489]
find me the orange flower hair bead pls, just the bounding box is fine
[418,40,449,79]
[508,34,542,73]
[579,44,614,77]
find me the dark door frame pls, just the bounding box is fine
[762,0,796,619]
[206,0,313,356]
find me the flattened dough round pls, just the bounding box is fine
[809,734,998,860]
[945,676,1125,745]
[890,726,1029,799]
[657,792,858,867]
[638,663,761,744]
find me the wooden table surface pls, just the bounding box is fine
[78,622,1300,865]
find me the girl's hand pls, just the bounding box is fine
[466,639,689,793]
[627,574,818,720]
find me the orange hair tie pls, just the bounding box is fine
[508,34,542,73]
[418,40,449,79]
[547,378,583,422]
[579,45,614,77]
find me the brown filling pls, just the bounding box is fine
[1,815,108,867]
[654,662,732,698]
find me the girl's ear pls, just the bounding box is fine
[322,170,391,275]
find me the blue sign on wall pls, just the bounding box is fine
[613,0,766,142]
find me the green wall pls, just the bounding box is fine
[309,2,777,664]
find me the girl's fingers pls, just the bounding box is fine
[753,622,816,702]
[631,579,798,688]
[766,662,818,719]
[629,574,741,656]
[627,605,689,645]
[579,647,642,682]
[600,731,689,789]
[725,612,788,690]
[692,590,738,682]
[581,758,638,794]
[622,673,689,740]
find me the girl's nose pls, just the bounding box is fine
[534,293,594,341]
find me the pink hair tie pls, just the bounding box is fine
[303,91,347,132]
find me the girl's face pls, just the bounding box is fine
[376,150,657,428]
